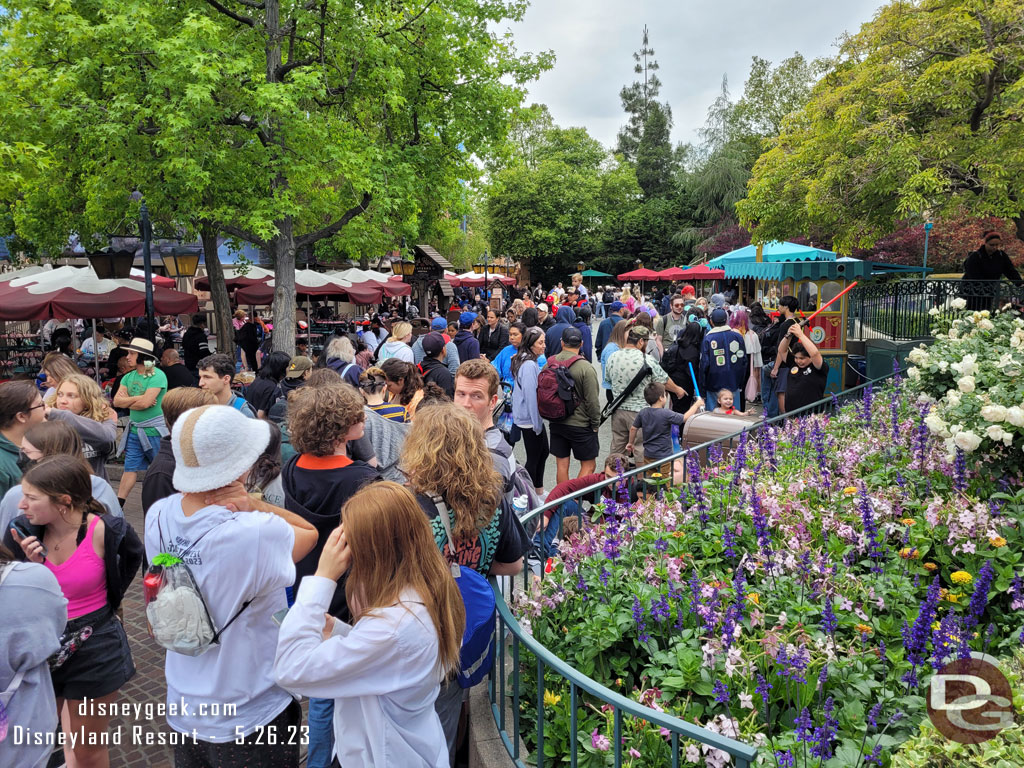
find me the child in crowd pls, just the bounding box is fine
[360,366,408,423]
[274,481,464,768]
[712,388,751,416]
[625,383,703,469]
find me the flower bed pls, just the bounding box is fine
[512,372,1024,767]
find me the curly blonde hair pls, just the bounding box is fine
[400,402,502,539]
[288,383,365,456]
[46,373,110,422]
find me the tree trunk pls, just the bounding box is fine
[1015,214,1024,245]
[270,221,297,356]
[200,226,236,362]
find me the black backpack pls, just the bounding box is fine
[758,322,786,362]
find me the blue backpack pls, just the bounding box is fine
[431,496,497,689]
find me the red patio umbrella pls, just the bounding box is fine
[656,267,688,280]
[616,267,663,281]
[0,266,198,321]
[680,265,725,280]
[129,269,175,288]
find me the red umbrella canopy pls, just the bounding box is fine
[194,265,275,291]
[0,266,198,321]
[657,267,688,280]
[129,268,175,288]
[680,265,725,280]
[617,268,663,281]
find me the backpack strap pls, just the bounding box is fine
[430,494,458,559]
[600,360,652,424]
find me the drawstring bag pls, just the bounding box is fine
[432,496,496,689]
[144,518,250,656]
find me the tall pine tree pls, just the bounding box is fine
[616,25,665,162]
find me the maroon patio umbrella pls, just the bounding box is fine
[680,265,726,280]
[194,265,274,291]
[234,272,386,305]
[0,266,198,321]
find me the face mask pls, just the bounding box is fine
[16,452,35,472]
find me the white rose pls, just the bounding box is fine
[979,319,995,331]
[986,425,1007,443]
[929,306,940,316]
[907,366,921,381]
[945,391,962,408]
[958,376,976,393]
[980,310,991,318]
[952,354,978,377]
[939,361,949,372]
[908,347,929,365]
[924,413,947,434]
[1007,406,1024,427]
[1003,433,1014,447]
[953,430,982,452]
[981,405,1008,422]
[951,298,967,310]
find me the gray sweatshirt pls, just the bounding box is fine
[411,336,461,376]
[47,409,117,481]
[0,561,67,768]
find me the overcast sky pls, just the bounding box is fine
[504,0,884,149]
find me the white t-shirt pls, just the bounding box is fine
[145,495,295,743]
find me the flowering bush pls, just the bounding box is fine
[905,305,1024,480]
[511,378,1024,767]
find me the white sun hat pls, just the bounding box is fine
[172,405,270,493]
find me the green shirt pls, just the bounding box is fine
[605,347,669,413]
[122,368,168,435]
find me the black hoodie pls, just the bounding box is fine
[281,453,379,619]
[420,356,455,397]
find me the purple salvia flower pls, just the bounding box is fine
[864,744,883,766]
[858,485,885,574]
[712,680,729,704]
[632,596,649,643]
[794,707,813,742]
[890,389,900,441]
[755,674,772,702]
[760,424,777,470]
[750,488,773,564]
[688,457,709,526]
[775,751,795,768]
[902,577,942,688]
[866,701,883,729]
[809,697,838,760]
[861,383,874,428]
[954,448,967,492]
[821,596,837,635]
[964,560,996,631]
[722,525,737,559]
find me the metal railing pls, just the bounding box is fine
[847,278,1024,341]
[486,371,899,767]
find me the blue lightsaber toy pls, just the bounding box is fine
[688,362,703,409]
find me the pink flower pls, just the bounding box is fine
[591,728,610,752]
[961,541,976,554]
[685,743,701,763]
[739,692,754,709]
[629,747,641,758]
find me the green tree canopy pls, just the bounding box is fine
[616,24,663,163]
[0,0,550,351]
[738,0,1024,252]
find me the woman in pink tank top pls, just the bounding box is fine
[9,455,138,768]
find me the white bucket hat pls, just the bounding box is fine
[172,405,270,493]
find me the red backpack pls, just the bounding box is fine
[537,355,583,420]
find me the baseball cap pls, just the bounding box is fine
[561,327,583,347]
[422,332,446,357]
[459,311,477,326]
[430,316,448,331]
[628,325,651,340]
[538,303,549,313]
[711,308,729,326]
[285,356,313,378]
[610,301,624,311]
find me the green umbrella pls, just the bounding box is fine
[581,269,613,277]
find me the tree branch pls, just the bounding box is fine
[233,0,266,7]
[223,113,272,147]
[378,0,436,39]
[296,193,372,247]
[277,56,316,80]
[202,0,255,27]
[219,222,266,247]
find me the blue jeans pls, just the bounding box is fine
[706,389,740,413]
[761,365,780,419]
[306,697,334,768]
[533,500,576,558]
[123,430,157,472]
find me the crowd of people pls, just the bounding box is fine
[0,270,833,768]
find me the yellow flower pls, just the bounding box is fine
[931,621,940,631]
[650,472,664,479]
[543,690,562,707]
[843,487,857,496]
[747,593,760,605]
[945,593,960,604]
[856,624,873,635]
[951,571,973,585]
[990,536,1007,548]
[898,547,920,560]
[901,518,916,526]
[923,563,938,572]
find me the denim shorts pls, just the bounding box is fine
[124,429,157,472]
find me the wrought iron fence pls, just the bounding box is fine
[486,372,898,767]
[847,278,1024,341]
